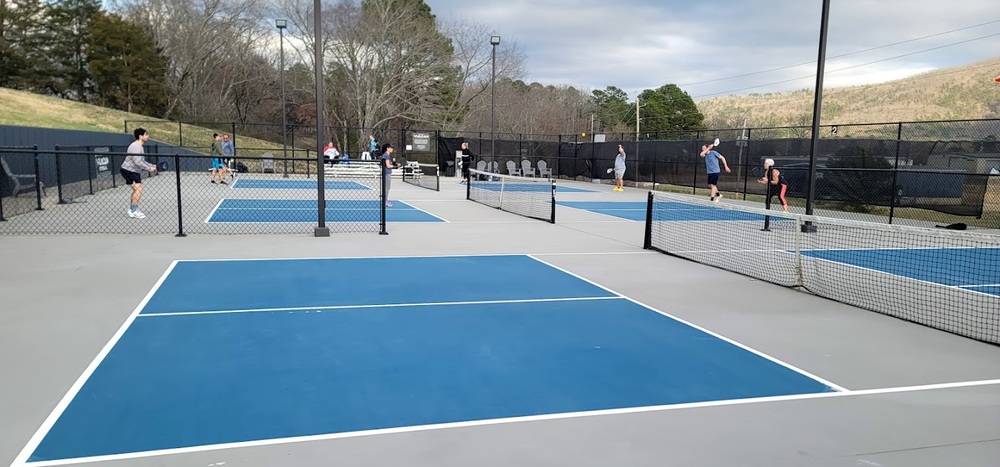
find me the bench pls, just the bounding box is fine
[324,163,412,179]
[1,156,45,197]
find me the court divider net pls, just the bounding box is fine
[468,168,555,224]
[402,163,440,191]
[643,191,1000,344]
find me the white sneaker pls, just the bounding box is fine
[131,210,146,219]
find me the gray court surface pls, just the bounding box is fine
[2,175,999,467]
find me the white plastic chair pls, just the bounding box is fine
[505,160,522,176]
[537,160,552,178]
[520,159,535,177]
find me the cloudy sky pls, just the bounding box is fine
[424,0,1000,100]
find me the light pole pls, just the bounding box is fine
[276,19,288,178]
[490,35,500,169]
[313,0,328,236]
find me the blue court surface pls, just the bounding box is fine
[474,183,595,193]
[24,255,838,463]
[559,201,648,220]
[801,247,1000,296]
[232,178,370,190]
[560,200,785,222]
[207,199,444,223]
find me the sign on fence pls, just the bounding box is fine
[412,132,430,151]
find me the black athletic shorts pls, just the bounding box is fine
[120,169,142,185]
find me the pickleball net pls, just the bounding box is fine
[402,163,440,191]
[468,168,555,223]
[643,191,1000,344]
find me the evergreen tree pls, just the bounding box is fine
[87,11,168,116]
[47,0,101,100]
[636,84,706,138]
[591,86,632,131]
[0,0,50,90]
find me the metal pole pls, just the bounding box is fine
[280,24,289,178]
[174,154,186,237]
[804,0,831,232]
[314,0,329,236]
[54,146,68,204]
[889,122,902,224]
[491,43,496,168]
[33,147,43,210]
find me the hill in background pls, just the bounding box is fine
[696,56,1000,129]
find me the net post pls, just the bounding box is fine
[794,215,803,286]
[549,178,556,224]
[379,165,388,235]
[643,191,654,249]
[465,168,471,200]
[762,172,772,231]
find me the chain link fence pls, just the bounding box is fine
[0,148,386,235]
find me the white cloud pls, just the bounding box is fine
[425,0,1000,99]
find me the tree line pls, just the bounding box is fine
[0,0,705,150]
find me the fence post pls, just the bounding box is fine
[651,140,657,190]
[692,140,699,195]
[33,146,43,210]
[174,154,186,237]
[178,121,183,147]
[742,128,752,200]
[87,146,95,195]
[54,145,68,204]
[124,120,129,134]
[889,122,903,224]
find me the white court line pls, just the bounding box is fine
[171,251,656,263]
[139,296,623,318]
[526,255,850,392]
[958,283,1000,288]
[213,207,409,211]
[558,205,643,222]
[394,201,449,223]
[799,246,995,252]
[17,378,1000,467]
[202,198,225,223]
[10,262,181,467]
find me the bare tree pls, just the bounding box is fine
[109,0,270,120]
[435,18,526,133]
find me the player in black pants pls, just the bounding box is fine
[460,142,475,184]
[758,158,788,212]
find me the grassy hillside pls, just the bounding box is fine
[697,56,1000,129]
[0,87,288,153]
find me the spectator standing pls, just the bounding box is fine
[209,133,228,184]
[381,143,396,207]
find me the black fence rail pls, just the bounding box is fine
[433,120,1000,229]
[0,148,387,235]
[115,118,1000,229]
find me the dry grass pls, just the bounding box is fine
[698,56,1000,128]
[0,87,292,154]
